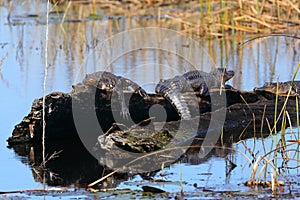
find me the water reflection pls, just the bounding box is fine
[9,141,128,188]
[8,133,235,188]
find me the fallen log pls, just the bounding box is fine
[7,82,299,148]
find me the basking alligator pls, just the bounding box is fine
[77,71,148,119]
[254,81,300,97]
[155,68,235,119]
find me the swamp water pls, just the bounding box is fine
[1,1,300,199]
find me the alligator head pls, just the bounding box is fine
[83,72,103,88]
[211,68,235,83]
[254,82,298,96]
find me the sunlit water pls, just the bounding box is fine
[1,1,300,198]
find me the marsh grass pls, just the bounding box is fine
[39,0,300,39]
[274,62,300,145]
[243,139,300,190]
[167,0,300,39]
[242,61,300,191]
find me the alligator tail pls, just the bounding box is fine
[166,90,191,120]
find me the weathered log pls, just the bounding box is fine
[7,92,76,145]
[7,83,300,150]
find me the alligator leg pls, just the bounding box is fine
[198,82,209,96]
[113,77,149,119]
[122,77,149,99]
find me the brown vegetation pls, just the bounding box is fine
[48,0,300,38]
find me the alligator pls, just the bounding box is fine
[254,81,300,97]
[155,68,235,119]
[75,71,148,119]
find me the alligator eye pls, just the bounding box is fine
[155,85,161,91]
[109,84,115,89]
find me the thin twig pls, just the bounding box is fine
[240,34,300,48]
[42,0,51,170]
[239,94,256,149]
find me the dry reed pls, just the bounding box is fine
[45,0,300,38]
